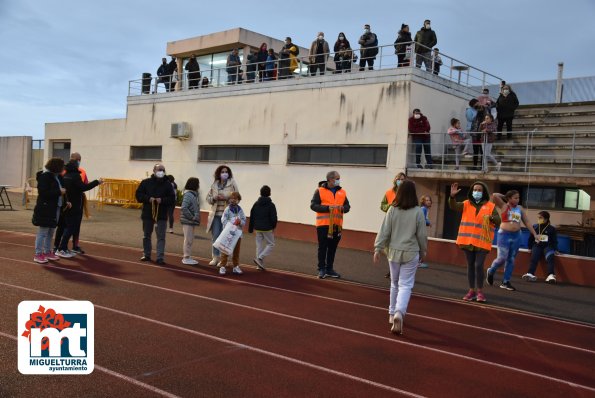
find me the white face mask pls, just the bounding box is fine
[334,179,341,186]
[414,114,421,119]
[503,89,510,95]
[155,171,165,178]
[364,29,370,34]
[339,35,345,40]
[425,24,431,29]
[318,35,324,40]
[220,172,229,180]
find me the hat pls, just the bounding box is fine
[413,108,421,113]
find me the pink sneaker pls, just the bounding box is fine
[462,289,476,301]
[476,291,486,302]
[44,252,60,261]
[33,254,48,264]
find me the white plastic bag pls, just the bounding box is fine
[213,222,243,255]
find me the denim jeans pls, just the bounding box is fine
[488,230,521,283]
[412,137,433,167]
[528,245,556,276]
[211,216,223,257]
[388,254,419,316]
[142,219,167,261]
[35,208,60,255]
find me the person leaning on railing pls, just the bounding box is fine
[278,37,299,79]
[309,32,329,76]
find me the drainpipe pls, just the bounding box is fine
[556,62,564,103]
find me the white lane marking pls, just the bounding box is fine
[1,274,595,393]
[0,283,425,397]
[1,237,592,331]
[0,331,181,398]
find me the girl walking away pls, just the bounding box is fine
[248,185,278,271]
[206,165,240,266]
[167,175,178,233]
[219,192,246,275]
[33,158,69,263]
[418,195,432,268]
[447,118,472,170]
[479,114,501,172]
[180,177,200,265]
[486,190,537,291]
[523,211,559,283]
[449,181,500,303]
[373,180,427,335]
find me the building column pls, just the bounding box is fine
[176,59,183,91]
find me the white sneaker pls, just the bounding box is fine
[219,266,226,275]
[391,311,403,335]
[496,162,502,172]
[55,250,75,258]
[253,258,266,270]
[388,314,394,325]
[232,266,243,275]
[522,273,537,282]
[546,274,556,284]
[209,257,219,266]
[182,258,198,265]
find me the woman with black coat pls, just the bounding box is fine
[33,158,68,263]
[394,24,412,67]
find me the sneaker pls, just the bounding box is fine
[325,270,341,278]
[168,228,174,234]
[219,266,227,275]
[500,281,516,291]
[522,273,537,282]
[71,246,85,254]
[419,263,429,269]
[66,250,78,256]
[546,274,557,284]
[44,252,60,261]
[55,250,75,258]
[209,257,220,266]
[155,258,165,265]
[476,291,486,302]
[464,154,473,159]
[496,162,502,172]
[389,314,394,324]
[486,270,494,286]
[232,266,243,275]
[462,289,476,301]
[33,254,48,264]
[391,311,403,335]
[140,256,151,262]
[318,269,326,279]
[182,258,198,265]
[253,258,266,271]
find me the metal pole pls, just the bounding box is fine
[378,45,382,69]
[570,130,576,173]
[556,62,564,103]
[524,131,531,172]
[482,72,486,90]
[449,58,453,80]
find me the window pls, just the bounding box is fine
[130,146,162,161]
[525,187,557,209]
[499,184,591,211]
[288,145,388,166]
[51,141,71,161]
[199,145,269,163]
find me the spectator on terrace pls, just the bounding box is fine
[358,24,378,71]
[477,88,494,108]
[185,55,201,89]
[394,24,412,67]
[496,84,520,140]
[256,43,269,81]
[309,32,330,76]
[334,32,352,63]
[432,48,442,75]
[447,118,472,170]
[414,19,437,71]
[334,42,353,73]
[265,49,277,81]
[246,50,258,83]
[226,48,242,84]
[479,114,501,172]
[279,37,299,79]
[157,57,171,92]
[408,108,433,169]
[168,57,177,91]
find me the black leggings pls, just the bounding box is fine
[464,249,488,289]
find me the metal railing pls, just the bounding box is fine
[406,130,595,176]
[129,42,502,96]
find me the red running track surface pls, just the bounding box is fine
[0,230,594,398]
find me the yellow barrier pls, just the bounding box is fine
[97,179,142,210]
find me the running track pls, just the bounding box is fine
[0,230,593,398]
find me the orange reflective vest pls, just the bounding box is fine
[315,187,346,227]
[456,200,496,251]
[385,188,396,206]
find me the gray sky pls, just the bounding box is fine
[1,0,593,140]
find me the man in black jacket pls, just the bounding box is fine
[414,19,437,71]
[156,57,170,92]
[358,24,378,71]
[56,160,102,258]
[248,185,278,270]
[135,163,176,264]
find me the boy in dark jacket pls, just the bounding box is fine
[523,211,558,283]
[249,185,277,270]
[135,163,176,264]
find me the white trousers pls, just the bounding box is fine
[182,224,195,257]
[388,255,419,316]
[255,231,275,260]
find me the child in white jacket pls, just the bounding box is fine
[219,191,246,275]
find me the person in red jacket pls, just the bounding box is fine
[408,109,433,169]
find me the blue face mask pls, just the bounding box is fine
[334,179,341,186]
[396,180,402,187]
[472,191,483,202]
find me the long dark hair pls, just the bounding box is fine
[393,180,418,210]
[213,165,233,181]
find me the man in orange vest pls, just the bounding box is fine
[448,181,501,303]
[310,171,351,279]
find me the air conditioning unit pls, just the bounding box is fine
[170,122,191,139]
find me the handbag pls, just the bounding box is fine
[405,45,412,60]
[213,222,243,255]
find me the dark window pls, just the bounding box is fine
[130,146,162,161]
[499,184,590,210]
[51,141,71,161]
[199,146,269,163]
[288,145,388,166]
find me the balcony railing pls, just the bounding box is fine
[129,42,502,97]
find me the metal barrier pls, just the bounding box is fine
[97,178,142,209]
[406,130,595,176]
[129,42,502,96]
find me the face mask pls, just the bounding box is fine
[395,180,402,187]
[339,36,345,40]
[318,35,324,40]
[220,172,229,180]
[76,161,81,167]
[364,29,370,34]
[334,179,341,186]
[472,191,483,202]
[537,218,545,224]
[414,114,421,119]
[503,89,510,95]
[425,24,431,29]
[155,171,165,178]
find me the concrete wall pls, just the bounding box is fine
[0,136,31,189]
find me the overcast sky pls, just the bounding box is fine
[1,0,593,140]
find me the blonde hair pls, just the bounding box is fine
[419,195,432,206]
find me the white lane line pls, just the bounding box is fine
[0,283,425,397]
[2,237,592,331]
[1,276,595,393]
[0,331,181,398]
